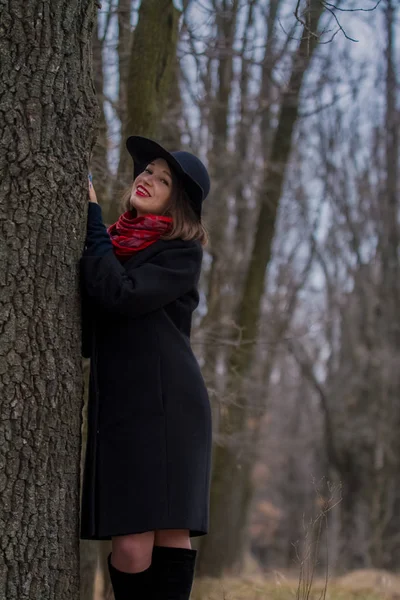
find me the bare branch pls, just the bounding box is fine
[322,2,359,42]
[293,0,383,44]
[321,0,383,12]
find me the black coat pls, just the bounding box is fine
[79,204,212,540]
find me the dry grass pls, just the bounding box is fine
[93,555,400,600]
[191,569,400,600]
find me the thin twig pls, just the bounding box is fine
[322,0,382,12]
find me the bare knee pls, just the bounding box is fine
[154,529,191,548]
[112,531,155,573]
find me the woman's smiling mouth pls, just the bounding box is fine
[135,185,151,197]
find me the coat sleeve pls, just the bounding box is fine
[80,279,93,359]
[80,243,203,318]
[79,202,112,357]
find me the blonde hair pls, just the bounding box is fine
[121,174,209,246]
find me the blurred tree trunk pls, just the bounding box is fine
[336,0,400,570]
[108,0,180,223]
[91,0,132,220]
[197,0,325,577]
[380,0,400,567]
[0,1,98,599]
[233,0,279,252]
[380,0,399,341]
[117,0,134,130]
[80,364,99,600]
[329,0,400,571]
[286,1,400,566]
[90,14,110,216]
[80,541,98,600]
[161,0,198,149]
[158,58,183,150]
[199,0,240,427]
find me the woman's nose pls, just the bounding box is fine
[141,172,153,185]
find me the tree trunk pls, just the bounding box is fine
[0,2,98,598]
[117,0,134,131]
[197,0,325,577]
[380,0,400,568]
[90,14,110,214]
[80,364,99,600]
[198,0,240,425]
[322,0,400,572]
[158,57,183,150]
[333,0,400,571]
[108,0,180,223]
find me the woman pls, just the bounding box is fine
[80,136,212,600]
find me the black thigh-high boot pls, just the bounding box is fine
[151,546,197,600]
[107,552,153,600]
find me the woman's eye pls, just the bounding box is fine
[161,178,169,185]
[144,167,152,174]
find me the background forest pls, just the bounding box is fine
[1,0,399,599]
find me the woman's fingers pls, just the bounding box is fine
[88,174,98,203]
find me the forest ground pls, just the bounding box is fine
[191,569,400,600]
[94,566,400,599]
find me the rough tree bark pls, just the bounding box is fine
[108,0,180,223]
[0,2,99,598]
[197,0,325,577]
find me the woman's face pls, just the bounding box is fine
[130,158,173,216]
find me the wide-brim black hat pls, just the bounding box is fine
[126,136,210,218]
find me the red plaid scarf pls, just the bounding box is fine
[107,211,173,259]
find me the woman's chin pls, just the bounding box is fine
[129,201,145,216]
[130,199,142,212]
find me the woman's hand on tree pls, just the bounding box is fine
[88,174,98,203]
